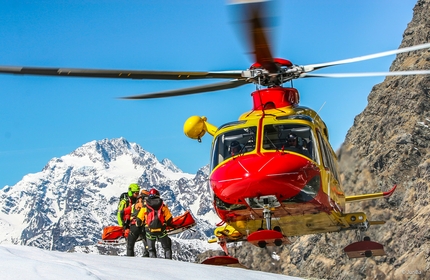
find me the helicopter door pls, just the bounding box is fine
[316,130,343,212]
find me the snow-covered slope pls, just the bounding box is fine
[0,244,303,280]
[0,138,218,260]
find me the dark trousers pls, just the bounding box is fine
[146,233,172,259]
[126,224,148,257]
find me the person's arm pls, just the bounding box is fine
[163,205,173,227]
[135,207,146,227]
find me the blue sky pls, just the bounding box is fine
[0,0,418,188]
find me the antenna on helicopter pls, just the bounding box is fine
[317,101,327,114]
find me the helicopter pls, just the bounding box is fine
[1,0,430,265]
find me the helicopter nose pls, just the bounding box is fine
[211,152,318,203]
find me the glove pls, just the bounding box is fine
[123,228,130,238]
[165,218,174,228]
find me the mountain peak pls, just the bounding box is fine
[0,138,215,257]
[161,158,182,173]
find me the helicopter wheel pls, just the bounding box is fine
[364,250,373,258]
[258,241,267,248]
[363,236,371,241]
[274,239,283,246]
[273,226,281,232]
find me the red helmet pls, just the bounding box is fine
[149,188,160,198]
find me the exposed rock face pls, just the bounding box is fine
[199,1,430,278]
[334,0,430,278]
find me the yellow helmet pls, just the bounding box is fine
[128,183,140,196]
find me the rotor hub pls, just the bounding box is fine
[242,58,304,87]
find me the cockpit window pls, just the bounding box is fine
[211,126,257,170]
[263,124,316,161]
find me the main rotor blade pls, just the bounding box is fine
[301,70,430,78]
[303,42,430,72]
[232,0,278,73]
[120,79,249,99]
[0,66,243,80]
[249,5,277,72]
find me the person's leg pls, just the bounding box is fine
[141,227,149,257]
[159,235,172,259]
[126,224,140,256]
[146,234,157,258]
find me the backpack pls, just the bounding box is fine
[145,203,165,233]
[118,192,132,223]
[119,192,130,207]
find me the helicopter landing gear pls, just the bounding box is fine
[263,203,272,230]
[344,231,386,259]
[248,203,290,248]
[201,239,241,266]
[244,195,291,248]
[248,229,290,248]
[201,255,241,266]
[257,241,267,248]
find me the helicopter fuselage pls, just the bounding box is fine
[207,87,346,237]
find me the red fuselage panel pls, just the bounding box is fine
[210,152,319,205]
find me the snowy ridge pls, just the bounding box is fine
[0,138,217,260]
[0,244,303,280]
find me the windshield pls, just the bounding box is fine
[211,126,257,170]
[263,123,316,161]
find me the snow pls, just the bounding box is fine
[0,244,303,280]
[0,212,30,244]
[161,167,195,180]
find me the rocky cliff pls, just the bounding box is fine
[334,0,430,278]
[198,1,430,279]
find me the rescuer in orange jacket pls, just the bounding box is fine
[117,183,149,257]
[127,189,150,257]
[136,188,173,259]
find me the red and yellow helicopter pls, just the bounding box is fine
[1,0,430,265]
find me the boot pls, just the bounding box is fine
[142,238,149,257]
[164,249,172,260]
[148,250,157,258]
[160,236,172,259]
